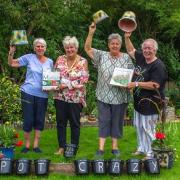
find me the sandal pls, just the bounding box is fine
[143,155,153,160]
[54,148,64,155]
[132,151,144,155]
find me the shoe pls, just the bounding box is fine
[96,150,104,156]
[54,148,64,155]
[143,155,153,160]
[95,150,104,158]
[111,149,120,157]
[33,147,42,153]
[132,151,144,156]
[21,147,30,153]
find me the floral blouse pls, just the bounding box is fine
[53,55,89,106]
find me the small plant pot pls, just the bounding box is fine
[0,158,13,175]
[0,147,14,159]
[153,148,174,169]
[74,159,90,175]
[126,159,142,175]
[34,159,50,176]
[64,144,78,158]
[91,159,106,175]
[108,159,124,175]
[15,159,31,175]
[144,158,160,174]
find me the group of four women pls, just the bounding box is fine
[8,22,167,159]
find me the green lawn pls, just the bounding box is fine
[1,123,180,179]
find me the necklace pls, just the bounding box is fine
[66,55,79,71]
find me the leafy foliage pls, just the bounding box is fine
[158,42,180,82]
[0,122,23,148]
[83,81,97,115]
[0,75,22,123]
[0,0,179,120]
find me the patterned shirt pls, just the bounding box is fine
[93,49,134,104]
[53,55,89,106]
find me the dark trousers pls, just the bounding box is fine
[54,99,82,148]
[21,91,48,132]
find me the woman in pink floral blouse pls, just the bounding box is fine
[54,36,89,155]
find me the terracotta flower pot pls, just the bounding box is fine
[88,115,96,122]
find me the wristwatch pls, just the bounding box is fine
[135,82,139,87]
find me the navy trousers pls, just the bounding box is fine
[54,99,82,148]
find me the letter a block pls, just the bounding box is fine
[108,159,124,175]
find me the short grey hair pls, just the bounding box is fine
[62,36,79,49]
[33,38,47,48]
[108,33,122,44]
[141,38,158,51]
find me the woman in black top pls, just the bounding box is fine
[125,32,167,159]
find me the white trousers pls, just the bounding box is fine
[134,111,158,157]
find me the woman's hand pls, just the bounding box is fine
[124,32,132,38]
[89,22,96,35]
[59,83,67,90]
[73,84,83,89]
[127,82,136,89]
[9,45,16,55]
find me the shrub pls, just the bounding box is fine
[83,81,97,115]
[165,84,180,109]
[0,75,22,123]
[47,93,56,123]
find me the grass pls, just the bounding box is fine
[0,123,180,179]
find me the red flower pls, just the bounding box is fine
[15,141,23,147]
[14,132,19,138]
[155,132,166,140]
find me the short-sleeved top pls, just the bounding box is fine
[93,49,134,104]
[53,55,89,106]
[18,53,53,98]
[133,50,167,115]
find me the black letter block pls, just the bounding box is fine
[126,159,142,175]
